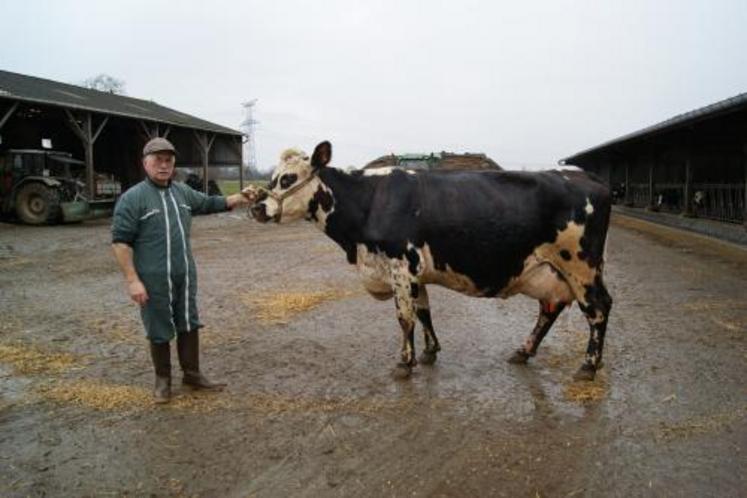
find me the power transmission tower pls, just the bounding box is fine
[241,99,259,176]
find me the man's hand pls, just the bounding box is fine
[226,186,261,210]
[240,185,261,202]
[112,243,148,307]
[128,278,149,306]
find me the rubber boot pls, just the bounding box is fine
[149,342,172,404]
[177,330,226,390]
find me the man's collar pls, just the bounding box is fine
[146,177,171,189]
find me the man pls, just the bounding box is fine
[112,137,256,403]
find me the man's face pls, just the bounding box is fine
[143,152,176,185]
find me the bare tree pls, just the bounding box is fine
[80,74,126,95]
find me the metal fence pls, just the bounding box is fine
[625,182,745,224]
[693,183,745,223]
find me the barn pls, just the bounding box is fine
[0,69,244,201]
[560,92,747,233]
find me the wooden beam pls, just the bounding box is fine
[140,120,156,139]
[162,125,171,139]
[0,102,18,130]
[64,109,87,142]
[193,129,207,151]
[92,116,109,144]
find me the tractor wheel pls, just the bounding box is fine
[15,182,62,225]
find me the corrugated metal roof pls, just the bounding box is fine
[0,70,241,136]
[561,91,747,164]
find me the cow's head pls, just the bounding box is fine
[250,141,332,223]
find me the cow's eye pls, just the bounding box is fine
[280,174,298,190]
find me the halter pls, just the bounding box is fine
[248,170,319,223]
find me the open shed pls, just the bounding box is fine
[0,70,244,198]
[560,93,747,226]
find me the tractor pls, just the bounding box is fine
[0,149,120,225]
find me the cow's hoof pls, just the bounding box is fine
[573,365,596,381]
[392,363,413,380]
[418,351,438,365]
[507,350,530,365]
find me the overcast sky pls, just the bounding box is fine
[2,0,746,171]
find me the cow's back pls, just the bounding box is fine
[364,168,610,296]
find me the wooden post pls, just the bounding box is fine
[624,160,632,206]
[237,136,244,191]
[683,155,694,217]
[647,158,655,210]
[0,102,19,130]
[65,110,108,199]
[647,150,658,211]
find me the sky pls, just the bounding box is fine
[2,0,746,171]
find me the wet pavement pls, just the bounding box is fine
[0,212,745,497]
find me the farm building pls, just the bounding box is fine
[0,69,244,200]
[560,92,747,227]
[364,152,501,171]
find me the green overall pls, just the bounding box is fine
[111,179,228,343]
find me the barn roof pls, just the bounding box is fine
[0,69,241,136]
[561,91,747,164]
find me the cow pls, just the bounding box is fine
[250,141,613,381]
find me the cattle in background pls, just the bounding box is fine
[250,142,613,381]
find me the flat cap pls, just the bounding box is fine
[143,137,176,156]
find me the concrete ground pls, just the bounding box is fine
[0,212,745,497]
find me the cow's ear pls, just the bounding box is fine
[311,141,332,171]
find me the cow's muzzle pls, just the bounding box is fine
[250,202,273,223]
[250,201,282,224]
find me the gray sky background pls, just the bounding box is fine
[2,0,746,171]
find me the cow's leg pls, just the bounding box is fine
[574,277,613,381]
[413,284,441,365]
[391,269,418,379]
[507,300,566,364]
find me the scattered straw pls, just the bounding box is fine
[711,317,746,333]
[0,343,80,375]
[564,382,607,403]
[37,380,233,413]
[245,288,359,324]
[35,379,428,416]
[682,299,747,312]
[656,406,747,441]
[39,380,150,411]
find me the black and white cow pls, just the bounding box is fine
[250,142,613,381]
